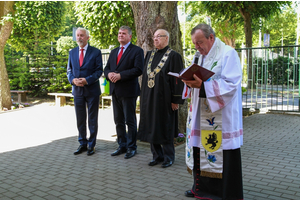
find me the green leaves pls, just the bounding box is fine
[5,42,71,96]
[56,36,77,56]
[179,1,244,49]
[74,1,136,49]
[0,13,14,25]
[9,1,65,52]
[201,1,291,48]
[261,5,297,46]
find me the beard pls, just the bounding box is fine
[77,40,84,47]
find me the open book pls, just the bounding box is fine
[168,63,215,81]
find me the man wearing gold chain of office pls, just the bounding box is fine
[138,29,185,168]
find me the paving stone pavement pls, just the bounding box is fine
[0,103,299,200]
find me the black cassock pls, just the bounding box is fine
[138,46,185,144]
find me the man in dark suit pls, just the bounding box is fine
[67,27,103,156]
[104,26,144,159]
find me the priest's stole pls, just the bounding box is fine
[200,98,223,179]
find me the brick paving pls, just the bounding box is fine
[241,113,300,200]
[0,103,299,200]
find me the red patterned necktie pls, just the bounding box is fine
[79,49,84,67]
[117,47,124,65]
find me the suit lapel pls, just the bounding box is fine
[81,45,92,67]
[109,48,118,71]
[114,47,119,65]
[74,47,80,68]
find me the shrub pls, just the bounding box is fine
[56,36,77,56]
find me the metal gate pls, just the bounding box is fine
[236,45,300,112]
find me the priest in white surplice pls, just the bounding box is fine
[182,23,244,200]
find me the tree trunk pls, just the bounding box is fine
[0,1,15,111]
[239,7,255,90]
[130,1,188,134]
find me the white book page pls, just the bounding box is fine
[167,72,180,78]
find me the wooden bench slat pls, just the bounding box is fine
[48,93,73,107]
[11,90,31,103]
[48,93,73,97]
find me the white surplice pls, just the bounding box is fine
[184,38,243,173]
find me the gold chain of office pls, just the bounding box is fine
[147,48,172,88]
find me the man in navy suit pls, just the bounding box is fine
[67,27,103,156]
[104,26,144,159]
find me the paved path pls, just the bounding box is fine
[0,103,299,199]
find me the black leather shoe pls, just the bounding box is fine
[148,158,164,166]
[184,190,194,197]
[111,147,127,156]
[124,149,136,159]
[87,147,95,156]
[74,145,87,155]
[161,160,173,168]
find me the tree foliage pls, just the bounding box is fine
[201,1,291,90]
[56,36,77,56]
[74,1,136,49]
[261,6,297,46]
[2,1,69,99]
[60,1,82,37]
[5,42,71,96]
[178,1,244,51]
[201,1,292,48]
[9,1,66,52]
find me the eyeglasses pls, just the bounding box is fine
[152,35,167,39]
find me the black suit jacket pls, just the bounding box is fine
[104,43,144,97]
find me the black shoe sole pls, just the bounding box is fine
[161,162,173,168]
[148,161,158,166]
[87,152,95,156]
[124,153,136,159]
[184,191,194,197]
[111,149,127,156]
[74,148,87,155]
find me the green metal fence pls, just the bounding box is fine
[183,45,300,112]
[236,45,300,112]
[4,42,111,96]
[5,43,300,112]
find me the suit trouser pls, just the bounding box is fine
[112,94,137,150]
[74,95,99,148]
[150,143,175,162]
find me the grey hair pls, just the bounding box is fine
[119,26,132,35]
[191,23,215,39]
[76,27,90,37]
[155,29,170,43]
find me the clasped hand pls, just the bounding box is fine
[108,72,121,83]
[73,78,87,87]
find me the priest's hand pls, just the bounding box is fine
[171,103,179,111]
[182,74,202,88]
